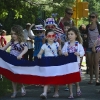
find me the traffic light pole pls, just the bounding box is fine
[75,0,78,26]
[75,0,81,27]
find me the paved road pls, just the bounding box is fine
[0,68,100,100]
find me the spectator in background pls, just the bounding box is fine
[58,7,74,32]
[0,30,7,47]
[23,23,34,61]
[61,22,72,47]
[0,30,7,81]
[85,12,100,85]
[79,24,88,73]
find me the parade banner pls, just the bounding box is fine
[0,50,81,85]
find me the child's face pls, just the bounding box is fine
[68,31,77,41]
[46,25,56,30]
[64,26,70,33]
[46,32,55,42]
[35,30,44,36]
[11,30,18,41]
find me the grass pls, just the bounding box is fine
[0,77,12,96]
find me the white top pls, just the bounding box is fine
[41,42,59,57]
[62,41,84,63]
[23,29,34,49]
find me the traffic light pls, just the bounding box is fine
[72,7,76,19]
[77,2,83,19]
[77,2,89,18]
[82,2,89,17]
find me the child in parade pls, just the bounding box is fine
[37,29,61,99]
[61,22,71,47]
[33,25,45,59]
[62,27,84,99]
[45,18,63,45]
[0,25,28,98]
[61,22,72,91]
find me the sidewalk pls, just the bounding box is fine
[0,66,100,100]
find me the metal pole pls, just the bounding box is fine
[76,0,78,27]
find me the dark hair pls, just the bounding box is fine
[89,12,98,18]
[89,12,99,24]
[65,7,73,13]
[45,29,55,36]
[67,27,83,44]
[79,24,86,31]
[64,22,71,27]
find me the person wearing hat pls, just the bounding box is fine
[28,24,45,59]
[45,18,63,46]
[41,18,62,98]
[23,23,34,61]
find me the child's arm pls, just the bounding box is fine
[58,44,62,55]
[74,44,85,57]
[0,42,10,50]
[17,44,28,60]
[37,49,44,59]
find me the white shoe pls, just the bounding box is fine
[21,86,26,96]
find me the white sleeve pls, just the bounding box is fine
[78,44,85,57]
[56,42,59,47]
[61,42,68,54]
[41,44,46,51]
[28,30,35,39]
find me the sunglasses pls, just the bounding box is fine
[89,16,96,19]
[66,12,73,15]
[46,26,55,29]
[35,30,43,34]
[47,34,55,38]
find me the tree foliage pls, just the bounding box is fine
[0,0,100,33]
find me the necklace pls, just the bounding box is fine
[67,41,78,53]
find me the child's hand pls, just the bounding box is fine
[64,52,68,56]
[58,50,62,55]
[17,55,22,60]
[74,52,80,56]
[37,54,42,59]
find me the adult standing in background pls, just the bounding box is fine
[23,23,34,61]
[85,12,100,85]
[59,7,74,32]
